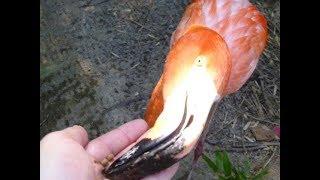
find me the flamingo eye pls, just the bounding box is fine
[195,56,207,67]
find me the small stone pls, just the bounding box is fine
[250,124,277,141]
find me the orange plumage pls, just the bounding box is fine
[144,0,267,127]
[104,1,268,178]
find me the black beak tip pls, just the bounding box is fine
[102,138,186,180]
[103,153,180,180]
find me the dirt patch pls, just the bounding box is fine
[40,0,280,179]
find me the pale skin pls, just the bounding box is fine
[40,119,179,180]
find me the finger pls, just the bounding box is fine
[60,125,89,147]
[86,119,148,161]
[142,163,180,180]
[41,125,89,148]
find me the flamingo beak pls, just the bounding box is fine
[103,90,220,179]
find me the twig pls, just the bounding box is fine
[40,119,48,127]
[130,63,140,70]
[111,52,120,58]
[206,139,279,147]
[215,145,273,153]
[231,141,280,148]
[147,34,159,40]
[207,140,280,153]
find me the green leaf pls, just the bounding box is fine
[203,151,268,180]
[235,171,247,180]
[218,175,228,180]
[221,151,232,176]
[252,168,268,180]
[215,151,225,172]
[202,154,219,173]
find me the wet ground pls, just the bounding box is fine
[40,0,280,179]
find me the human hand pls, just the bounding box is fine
[40,119,179,180]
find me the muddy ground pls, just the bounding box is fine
[40,0,280,179]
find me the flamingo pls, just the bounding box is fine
[103,0,268,179]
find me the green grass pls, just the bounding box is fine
[202,151,268,180]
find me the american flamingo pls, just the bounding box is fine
[103,0,268,179]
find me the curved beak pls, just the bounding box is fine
[103,70,220,179]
